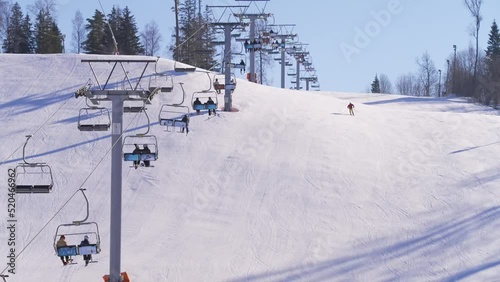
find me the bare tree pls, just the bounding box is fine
[141,20,162,56]
[0,0,10,40]
[416,51,438,96]
[29,0,57,17]
[71,9,85,53]
[464,0,482,80]
[379,73,393,93]
[396,72,418,96]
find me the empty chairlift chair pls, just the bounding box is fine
[14,135,54,194]
[77,106,111,131]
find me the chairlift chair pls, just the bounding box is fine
[54,222,101,258]
[14,135,54,194]
[123,135,159,165]
[158,104,190,133]
[191,90,218,113]
[77,104,111,131]
[53,189,101,261]
[149,74,174,93]
[174,61,196,72]
[213,74,226,92]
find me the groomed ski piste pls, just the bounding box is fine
[1,53,500,282]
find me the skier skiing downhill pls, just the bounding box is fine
[347,103,355,116]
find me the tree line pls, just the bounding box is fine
[369,0,500,109]
[0,0,216,70]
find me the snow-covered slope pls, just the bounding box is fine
[1,54,500,282]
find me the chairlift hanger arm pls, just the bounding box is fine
[22,135,32,165]
[72,189,90,225]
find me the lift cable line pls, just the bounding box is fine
[97,0,119,54]
[0,91,75,168]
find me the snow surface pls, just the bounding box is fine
[1,54,500,281]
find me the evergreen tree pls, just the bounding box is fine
[105,6,121,54]
[483,20,500,107]
[371,74,381,93]
[172,0,216,69]
[19,14,34,53]
[485,20,500,70]
[82,9,107,54]
[117,6,143,55]
[34,9,63,53]
[2,3,33,53]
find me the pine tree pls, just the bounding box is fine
[173,0,216,69]
[484,20,500,107]
[371,75,381,93]
[117,6,143,55]
[2,2,33,53]
[105,6,121,54]
[34,9,63,53]
[19,14,34,53]
[485,20,500,71]
[82,9,107,54]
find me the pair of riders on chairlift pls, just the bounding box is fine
[56,235,93,266]
[193,97,216,116]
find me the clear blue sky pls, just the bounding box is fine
[14,0,500,92]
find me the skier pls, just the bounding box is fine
[79,235,92,266]
[206,97,216,116]
[239,59,246,74]
[132,144,141,169]
[56,235,71,266]
[347,102,355,116]
[180,114,189,134]
[214,79,221,94]
[193,98,202,114]
[142,144,151,167]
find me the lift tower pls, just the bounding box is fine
[75,57,160,282]
[207,5,247,111]
[266,24,297,88]
[234,0,271,83]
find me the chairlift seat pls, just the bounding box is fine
[78,125,95,131]
[33,185,52,193]
[15,185,34,193]
[233,64,245,69]
[160,86,173,92]
[206,104,217,110]
[15,184,51,193]
[58,245,78,257]
[214,84,225,90]
[78,124,110,131]
[123,153,157,162]
[79,244,98,255]
[193,104,205,111]
[159,119,187,127]
[245,44,254,50]
[123,106,144,113]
